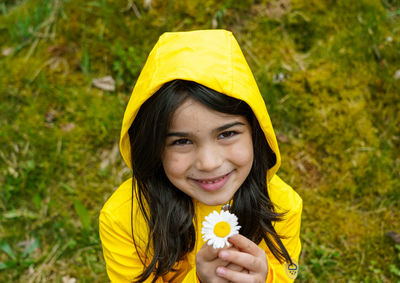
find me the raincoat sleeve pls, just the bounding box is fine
[99,180,199,283]
[100,210,147,282]
[265,175,303,282]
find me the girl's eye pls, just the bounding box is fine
[218,131,238,139]
[171,138,192,146]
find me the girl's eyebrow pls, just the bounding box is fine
[166,121,245,137]
[215,121,245,132]
[166,131,188,137]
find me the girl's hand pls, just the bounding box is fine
[216,234,268,283]
[196,242,243,283]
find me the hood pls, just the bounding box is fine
[120,29,281,180]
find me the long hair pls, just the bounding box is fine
[128,79,291,282]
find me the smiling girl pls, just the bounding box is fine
[100,30,302,283]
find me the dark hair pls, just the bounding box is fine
[128,79,291,282]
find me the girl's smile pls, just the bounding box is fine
[162,98,254,206]
[190,171,233,192]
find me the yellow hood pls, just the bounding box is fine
[120,29,281,178]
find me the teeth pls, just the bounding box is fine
[198,177,223,184]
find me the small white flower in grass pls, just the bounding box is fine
[201,210,241,249]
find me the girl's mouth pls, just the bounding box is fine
[191,172,232,192]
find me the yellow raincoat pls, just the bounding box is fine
[100,30,302,282]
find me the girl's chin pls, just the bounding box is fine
[196,194,234,207]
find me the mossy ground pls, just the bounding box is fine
[1,0,399,282]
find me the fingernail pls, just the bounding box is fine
[216,267,226,275]
[219,251,228,259]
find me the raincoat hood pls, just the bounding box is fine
[120,29,281,178]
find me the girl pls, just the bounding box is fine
[100,30,302,283]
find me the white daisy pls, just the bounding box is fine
[201,210,241,249]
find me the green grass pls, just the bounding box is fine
[1,0,399,282]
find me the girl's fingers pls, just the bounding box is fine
[199,242,233,261]
[216,266,252,283]
[228,234,265,257]
[198,242,220,261]
[225,262,245,272]
[196,244,240,283]
[197,242,240,265]
[217,235,268,278]
[218,248,264,272]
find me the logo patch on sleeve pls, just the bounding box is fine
[285,260,299,279]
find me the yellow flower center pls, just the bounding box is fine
[213,221,231,238]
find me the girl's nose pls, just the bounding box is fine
[195,144,223,172]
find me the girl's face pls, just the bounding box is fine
[162,98,254,206]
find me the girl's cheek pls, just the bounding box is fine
[229,141,254,165]
[163,152,191,175]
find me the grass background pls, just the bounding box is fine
[0,0,399,282]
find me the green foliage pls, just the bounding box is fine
[73,200,91,232]
[390,244,400,279]
[0,239,39,271]
[112,43,146,91]
[0,0,399,281]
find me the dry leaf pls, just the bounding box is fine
[144,0,152,9]
[61,123,76,133]
[251,0,291,20]
[92,75,116,92]
[28,265,35,275]
[100,142,120,170]
[8,167,18,178]
[277,132,290,143]
[62,276,77,283]
[2,47,14,56]
[48,44,70,57]
[386,231,400,244]
[45,109,58,123]
[394,69,400,80]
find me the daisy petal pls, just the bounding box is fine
[201,209,241,249]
